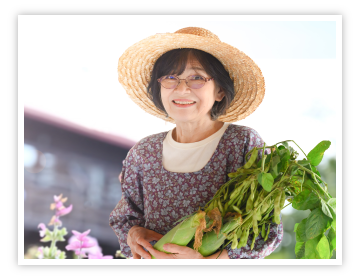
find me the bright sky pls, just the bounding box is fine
[19,15,341,162]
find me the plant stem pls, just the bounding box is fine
[261,142,266,172]
[294,163,324,182]
[289,140,308,160]
[259,140,307,160]
[282,202,291,210]
[312,176,331,200]
[301,170,305,193]
[49,225,58,259]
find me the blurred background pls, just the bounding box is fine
[20,16,339,259]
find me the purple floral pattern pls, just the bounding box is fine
[109,124,283,259]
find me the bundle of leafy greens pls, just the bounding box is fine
[151,140,336,259]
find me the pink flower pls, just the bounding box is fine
[65,229,97,258]
[48,215,62,226]
[37,223,46,237]
[88,252,113,259]
[69,235,102,256]
[72,229,91,241]
[37,247,44,259]
[56,204,73,217]
[50,194,68,210]
[74,250,87,258]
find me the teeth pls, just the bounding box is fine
[173,101,195,104]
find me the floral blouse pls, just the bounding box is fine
[109,124,283,259]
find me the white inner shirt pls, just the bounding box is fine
[162,122,230,173]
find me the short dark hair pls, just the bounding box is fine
[146,48,235,121]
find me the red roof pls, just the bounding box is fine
[24,106,136,149]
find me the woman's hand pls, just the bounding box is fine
[143,243,230,259]
[127,225,163,259]
[143,243,205,259]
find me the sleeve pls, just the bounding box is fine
[225,127,284,259]
[109,145,146,259]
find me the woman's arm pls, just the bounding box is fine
[109,146,150,259]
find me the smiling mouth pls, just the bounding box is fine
[172,100,196,104]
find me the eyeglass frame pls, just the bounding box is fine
[157,74,214,89]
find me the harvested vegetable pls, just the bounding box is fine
[150,140,336,259]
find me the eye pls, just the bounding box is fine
[164,75,177,80]
[190,75,204,80]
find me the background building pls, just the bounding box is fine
[24,107,135,258]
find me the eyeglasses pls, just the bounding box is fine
[157,75,214,89]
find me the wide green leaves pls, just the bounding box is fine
[292,189,320,210]
[307,141,331,166]
[295,242,306,259]
[212,138,335,259]
[327,227,336,257]
[295,219,308,242]
[306,208,332,239]
[257,172,274,192]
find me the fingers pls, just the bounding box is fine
[131,250,141,259]
[163,243,186,254]
[147,230,164,242]
[135,243,152,259]
[145,245,175,259]
[162,243,205,259]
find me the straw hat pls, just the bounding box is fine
[117,27,265,123]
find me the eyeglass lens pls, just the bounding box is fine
[160,75,205,89]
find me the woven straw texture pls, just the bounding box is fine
[118,27,265,123]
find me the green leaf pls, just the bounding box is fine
[294,223,299,233]
[271,155,281,167]
[270,155,281,178]
[243,148,258,169]
[327,198,336,213]
[279,149,290,162]
[305,208,332,239]
[257,172,274,192]
[42,246,51,259]
[295,218,308,242]
[58,251,66,259]
[297,160,311,167]
[295,242,306,259]
[310,165,324,184]
[327,227,336,257]
[316,235,330,259]
[278,149,290,172]
[40,235,52,242]
[331,219,336,231]
[292,189,320,210]
[307,141,331,166]
[304,235,322,259]
[321,200,333,219]
[290,165,299,176]
[327,198,336,230]
[302,179,328,200]
[281,141,289,149]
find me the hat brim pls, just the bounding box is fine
[118,33,265,123]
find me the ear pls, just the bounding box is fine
[215,87,225,102]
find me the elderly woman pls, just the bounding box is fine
[109,27,283,259]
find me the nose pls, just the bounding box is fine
[174,79,190,93]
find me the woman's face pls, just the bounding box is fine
[160,58,225,124]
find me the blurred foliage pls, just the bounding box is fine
[265,157,336,259]
[24,245,39,259]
